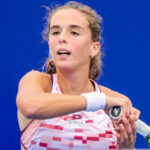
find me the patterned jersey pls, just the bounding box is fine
[21,74,117,150]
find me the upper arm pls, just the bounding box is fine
[16,70,51,108]
[17,70,51,95]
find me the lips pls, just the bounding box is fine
[57,49,71,55]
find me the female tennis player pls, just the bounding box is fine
[16,1,140,149]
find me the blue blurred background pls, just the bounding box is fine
[0,0,150,149]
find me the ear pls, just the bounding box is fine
[90,42,101,58]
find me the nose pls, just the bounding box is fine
[58,31,68,44]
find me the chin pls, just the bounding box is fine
[56,63,74,72]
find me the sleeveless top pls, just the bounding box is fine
[20,74,117,150]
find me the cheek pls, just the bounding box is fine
[48,38,57,56]
[74,38,91,56]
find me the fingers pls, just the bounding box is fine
[123,98,132,118]
[117,116,136,148]
[129,115,137,142]
[118,123,129,147]
[123,117,134,144]
[105,94,138,148]
[131,107,141,120]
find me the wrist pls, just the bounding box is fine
[81,92,106,112]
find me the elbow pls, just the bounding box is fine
[16,95,39,119]
[23,106,38,119]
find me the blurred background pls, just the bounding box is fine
[0,0,150,149]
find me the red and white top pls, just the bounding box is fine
[21,74,117,150]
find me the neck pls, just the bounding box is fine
[56,69,95,95]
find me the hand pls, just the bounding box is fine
[105,96,132,118]
[131,107,141,121]
[113,114,137,149]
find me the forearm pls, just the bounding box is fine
[17,93,87,120]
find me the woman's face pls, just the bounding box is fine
[48,8,99,72]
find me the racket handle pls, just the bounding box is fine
[135,119,150,146]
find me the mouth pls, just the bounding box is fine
[57,49,71,55]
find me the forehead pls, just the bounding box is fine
[50,8,89,27]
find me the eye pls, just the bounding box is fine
[70,31,80,36]
[51,31,60,35]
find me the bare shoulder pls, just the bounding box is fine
[18,70,51,93]
[99,85,128,99]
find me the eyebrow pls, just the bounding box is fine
[50,25,60,30]
[69,25,83,30]
[50,25,83,30]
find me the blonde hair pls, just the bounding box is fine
[42,1,103,80]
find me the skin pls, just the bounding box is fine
[48,8,100,82]
[16,8,140,148]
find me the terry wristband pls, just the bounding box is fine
[81,92,106,112]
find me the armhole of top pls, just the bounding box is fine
[50,74,53,93]
[90,79,101,93]
[98,85,101,92]
[20,120,34,136]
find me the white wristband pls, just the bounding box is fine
[81,92,106,112]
